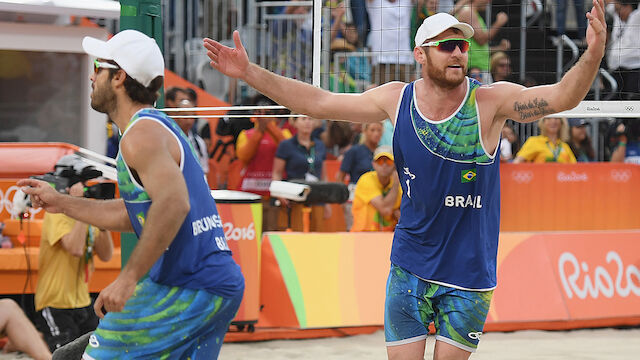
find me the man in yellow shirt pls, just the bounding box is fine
[351,146,402,231]
[34,170,113,352]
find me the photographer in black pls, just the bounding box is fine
[33,155,113,352]
[610,120,640,164]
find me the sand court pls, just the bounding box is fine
[218,328,640,360]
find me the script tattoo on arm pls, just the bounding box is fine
[513,98,556,121]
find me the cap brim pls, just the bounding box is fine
[82,36,112,60]
[450,23,475,39]
[374,152,394,161]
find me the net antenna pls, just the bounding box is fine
[547,101,640,119]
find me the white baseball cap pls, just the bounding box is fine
[82,30,164,87]
[414,13,475,47]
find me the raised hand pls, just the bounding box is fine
[495,12,509,27]
[585,0,607,56]
[204,30,249,79]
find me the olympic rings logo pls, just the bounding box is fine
[624,106,634,112]
[610,169,632,183]
[511,170,534,184]
[0,186,41,218]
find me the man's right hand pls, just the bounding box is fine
[204,30,249,79]
[17,178,65,213]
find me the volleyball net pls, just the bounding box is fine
[172,0,639,161]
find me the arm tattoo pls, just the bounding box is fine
[513,98,556,121]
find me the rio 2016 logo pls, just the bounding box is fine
[558,251,640,299]
[223,222,255,241]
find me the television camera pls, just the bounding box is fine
[12,155,115,218]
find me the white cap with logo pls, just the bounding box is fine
[82,30,164,87]
[414,13,475,48]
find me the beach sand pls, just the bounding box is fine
[219,328,640,360]
[2,328,638,359]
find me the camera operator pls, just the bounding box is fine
[34,157,113,352]
[610,120,640,164]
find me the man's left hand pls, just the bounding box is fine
[585,0,607,57]
[94,276,137,318]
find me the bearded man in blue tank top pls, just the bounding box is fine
[19,30,244,359]
[204,1,607,358]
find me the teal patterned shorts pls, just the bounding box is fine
[384,264,493,352]
[83,277,242,359]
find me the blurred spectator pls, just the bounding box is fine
[606,0,640,100]
[35,163,113,352]
[348,0,371,48]
[273,116,330,229]
[351,122,364,145]
[610,121,640,164]
[273,116,327,182]
[367,0,414,83]
[412,0,471,46]
[329,38,359,93]
[568,118,595,162]
[411,0,438,48]
[468,66,483,83]
[378,118,395,147]
[456,0,509,83]
[330,1,348,42]
[351,146,401,231]
[490,51,513,82]
[556,0,587,42]
[105,118,119,159]
[500,122,520,162]
[337,122,383,230]
[0,298,52,360]
[322,120,354,160]
[165,86,191,109]
[174,97,210,174]
[236,95,293,231]
[513,117,577,163]
[337,122,383,184]
[343,22,372,82]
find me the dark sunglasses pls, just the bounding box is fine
[422,38,470,53]
[374,157,394,166]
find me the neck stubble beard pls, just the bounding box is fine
[91,81,117,115]
[425,50,466,90]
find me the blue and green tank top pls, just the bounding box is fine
[116,108,244,297]
[391,78,500,290]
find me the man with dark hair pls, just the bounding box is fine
[204,1,607,357]
[165,87,210,174]
[165,86,191,107]
[19,29,244,359]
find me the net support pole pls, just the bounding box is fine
[312,0,321,87]
[119,0,164,267]
[519,0,526,83]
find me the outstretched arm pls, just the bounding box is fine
[490,0,606,124]
[204,31,402,123]
[17,179,133,232]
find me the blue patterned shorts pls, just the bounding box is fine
[83,277,242,359]
[384,264,493,352]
